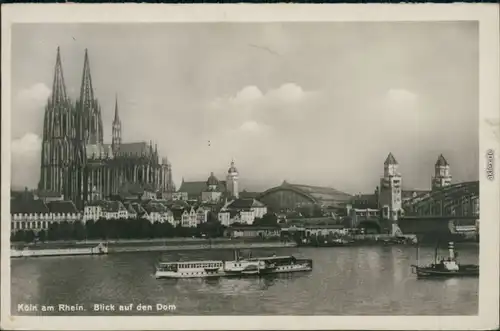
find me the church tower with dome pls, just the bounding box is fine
[200,172,223,202]
[226,160,239,199]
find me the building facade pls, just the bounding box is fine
[38,48,175,210]
[11,198,81,233]
[217,198,268,226]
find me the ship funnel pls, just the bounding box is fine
[448,242,455,260]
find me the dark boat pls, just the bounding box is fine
[411,241,479,278]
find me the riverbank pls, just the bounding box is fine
[10,238,297,258]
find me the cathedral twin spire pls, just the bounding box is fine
[49,47,123,148]
[77,48,103,145]
[79,49,95,113]
[51,47,68,106]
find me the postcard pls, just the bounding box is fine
[1,3,499,330]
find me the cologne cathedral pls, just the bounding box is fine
[38,47,175,209]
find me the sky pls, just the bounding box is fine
[10,22,479,194]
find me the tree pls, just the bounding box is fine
[73,221,86,240]
[207,211,218,223]
[175,224,187,237]
[85,219,97,239]
[198,220,225,238]
[24,230,35,243]
[47,222,61,241]
[254,213,278,226]
[38,230,47,242]
[95,218,108,239]
[139,218,153,238]
[12,230,25,242]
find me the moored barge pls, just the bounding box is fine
[11,243,108,258]
[155,250,313,279]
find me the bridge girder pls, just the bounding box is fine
[404,181,479,218]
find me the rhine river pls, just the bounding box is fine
[11,244,479,315]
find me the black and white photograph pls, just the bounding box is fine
[1,4,499,331]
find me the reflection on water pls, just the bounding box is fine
[11,245,479,315]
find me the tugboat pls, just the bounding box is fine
[411,241,479,278]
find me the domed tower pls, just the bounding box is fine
[432,154,451,190]
[201,172,222,202]
[206,172,219,191]
[226,160,239,199]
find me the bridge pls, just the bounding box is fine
[353,181,479,235]
[398,181,479,237]
[403,181,479,218]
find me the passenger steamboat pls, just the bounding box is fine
[155,250,313,279]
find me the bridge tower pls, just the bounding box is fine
[226,159,239,199]
[379,153,403,233]
[432,154,452,191]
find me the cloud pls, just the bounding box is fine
[207,83,318,130]
[239,120,262,133]
[12,83,51,138]
[175,83,330,189]
[12,132,42,154]
[233,86,264,104]
[17,82,51,103]
[386,88,418,111]
[266,83,306,103]
[11,133,42,189]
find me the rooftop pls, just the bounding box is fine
[384,153,398,166]
[435,154,450,167]
[226,198,266,210]
[273,181,353,206]
[11,199,49,214]
[178,180,227,197]
[47,201,78,214]
[115,142,153,158]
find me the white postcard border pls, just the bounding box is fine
[1,3,499,330]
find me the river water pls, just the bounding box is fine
[11,244,479,315]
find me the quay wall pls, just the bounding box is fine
[398,218,478,242]
[109,241,297,253]
[11,240,297,258]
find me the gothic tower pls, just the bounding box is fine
[74,49,105,206]
[76,49,103,146]
[379,153,402,222]
[226,160,239,199]
[112,95,122,154]
[432,154,452,190]
[38,47,76,196]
